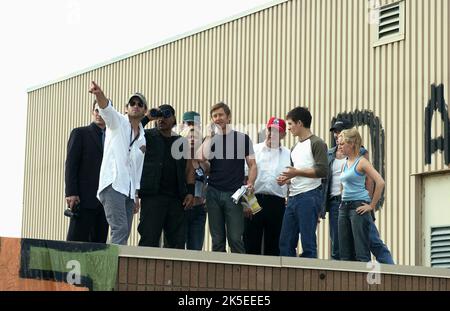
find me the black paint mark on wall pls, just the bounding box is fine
[425,84,449,165]
[331,110,385,208]
[19,238,96,290]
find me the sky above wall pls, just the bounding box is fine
[0,0,275,237]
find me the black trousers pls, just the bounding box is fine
[138,194,186,249]
[244,194,286,256]
[66,206,109,243]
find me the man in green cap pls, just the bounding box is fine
[180,111,210,250]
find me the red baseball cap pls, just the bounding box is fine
[267,117,286,133]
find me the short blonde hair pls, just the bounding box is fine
[339,128,362,152]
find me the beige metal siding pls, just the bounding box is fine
[23,0,450,266]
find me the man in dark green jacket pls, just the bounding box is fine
[138,104,195,248]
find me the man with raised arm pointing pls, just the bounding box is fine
[89,81,147,245]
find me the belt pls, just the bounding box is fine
[341,200,368,209]
[329,195,342,202]
[256,193,285,200]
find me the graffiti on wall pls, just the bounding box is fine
[425,84,449,165]
[331,110,386,209]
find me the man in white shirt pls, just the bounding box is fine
[244,117,291,256]
[89,81,147,245]
[277,107,328,258]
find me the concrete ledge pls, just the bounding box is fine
[281,256,450,278]
[119,245,282,267]
[119,245,450,279]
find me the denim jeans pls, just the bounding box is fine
[279,187,323,258]
[185,204,207,251]
[328,199,341,260]
[369,222,395,264]
[338,200,372,262]
[331,202,394,263]
[206,186,245,253]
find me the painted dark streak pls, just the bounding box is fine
[18,238,109,291]
[331,110,386,209]
[425,84,449,165]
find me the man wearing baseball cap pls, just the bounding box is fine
[89,82,147,245]
[244,117,291,256]
[329,119,353,133]
[179,111,209,251]
[322,119,394,264]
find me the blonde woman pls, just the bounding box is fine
[338,128,385,262]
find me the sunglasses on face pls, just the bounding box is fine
[129,100,144,108]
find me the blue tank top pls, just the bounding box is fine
[340,156,371,202]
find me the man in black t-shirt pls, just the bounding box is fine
[200,102,257,253]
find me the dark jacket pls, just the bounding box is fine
[139,128,189,199]
[65,122,104,210]
[320,146,367,218]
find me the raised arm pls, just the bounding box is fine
[89,81,108,108]
[89,81,123,130]
[197,135,212,161]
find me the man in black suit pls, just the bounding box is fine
[65,100,109,242]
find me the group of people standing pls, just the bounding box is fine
[64,81,393,264]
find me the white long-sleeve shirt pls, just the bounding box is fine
[97,101,146,201]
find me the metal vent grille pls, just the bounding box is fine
[431,226,450,268]
[378,3,401,39]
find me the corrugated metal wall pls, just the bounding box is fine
[23,0,450,266]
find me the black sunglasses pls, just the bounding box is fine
[129,100,144,108]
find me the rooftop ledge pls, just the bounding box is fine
[119,245,450,279]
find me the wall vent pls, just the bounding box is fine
[431,226,450,268]
[373,1,405,47]
[379,3,401,38]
